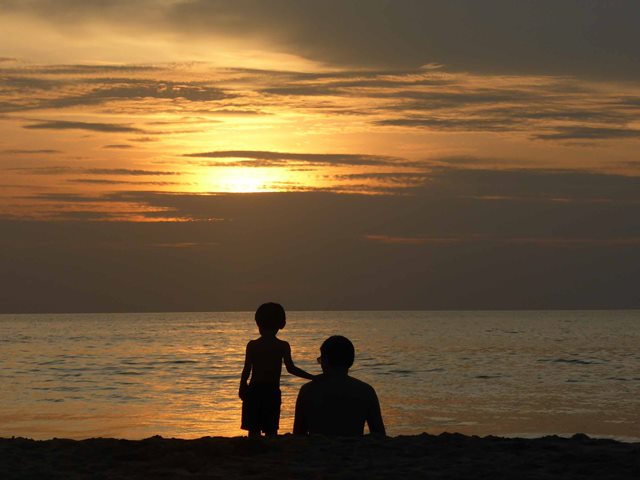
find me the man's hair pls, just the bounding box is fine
[320,335,355,368]
[255,302,286,330]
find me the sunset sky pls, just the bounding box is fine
[1,1,639,312]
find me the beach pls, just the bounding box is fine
[2,433,638,479]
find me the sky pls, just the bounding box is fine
[1,0,639,313]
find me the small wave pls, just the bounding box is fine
[380,369,413,376]
[364,361,397,367]
[475,374,502,379]
[540,358,600,365]
[37,359,66,366]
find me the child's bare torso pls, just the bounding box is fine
[248,336,288,384]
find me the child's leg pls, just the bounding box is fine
[264,429,277,437]
[248,430,261,438]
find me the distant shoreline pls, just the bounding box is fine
[2,307,640,316]
[2,433,638,479]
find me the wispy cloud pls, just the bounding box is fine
[8,166,182,176]
[23,120,144,133]
[184,150,401,167]
[102,144,133,149]
[3,61,640,144]
[0,64,161,75]
[45,82,231,109]
[67,179,183,186]
[365,234,640,247]
[1,148,60,154]
[534,126,640,141]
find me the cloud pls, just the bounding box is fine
[260,86,339,97]
[102,144,132,149]
[67,179,182,186]
[23,120,144,133]
[369,82,640,139]
[365,234,640,247]
[26,193,108,203]
[85,168,182,176]
[1,148,60,154]
[8,166,182,176]
[376,116,514,132]
[7,164,640,313]
[0,75,62,90]
[1,66,235,115]
[365,234,453,245]
[150,241,219,249]
[412,167,640,203]
[0,64,160,75]
[534,126,640,141]
[184,150,401,167]
[45,82,231,109]
[4,1,639,79]
[4,168,639,312]
[2,62,639,144]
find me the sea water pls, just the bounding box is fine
[0,310,638,440]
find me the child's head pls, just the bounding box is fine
[255,302,286,332]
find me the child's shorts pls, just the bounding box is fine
[241,383,281,433]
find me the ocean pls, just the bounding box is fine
[1,310,638,441]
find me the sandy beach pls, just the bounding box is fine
[1,433,638,479]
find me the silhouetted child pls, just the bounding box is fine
[239,302,315,437]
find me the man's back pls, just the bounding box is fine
[293,374,385,436]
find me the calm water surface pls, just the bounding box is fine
[0,310,638,440]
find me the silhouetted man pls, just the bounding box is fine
[293,335,385,436]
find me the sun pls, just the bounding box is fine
[203,167,283,193]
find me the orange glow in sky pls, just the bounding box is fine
[1,2,640,220]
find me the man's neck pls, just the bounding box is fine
[322,367,349,377]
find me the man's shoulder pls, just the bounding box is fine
[298,378,318,397]
[303,374,376,394]
[346,376,378,396]
[299,373,329,391]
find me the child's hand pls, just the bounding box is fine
[239,383,248,401]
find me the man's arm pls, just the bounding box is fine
[283,342,315,380]
[293,385,309,435]
[239,342,252,400]
[366,387,386,435]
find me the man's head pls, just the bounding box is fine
[255,302,286,332]
[319,335,355,372]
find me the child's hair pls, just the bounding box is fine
[255,302,286,330]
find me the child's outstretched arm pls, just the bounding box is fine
[283,342,315,380]
[239,342,252,400]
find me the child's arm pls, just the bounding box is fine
[282,342,315,380]
[239,342,252,400]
